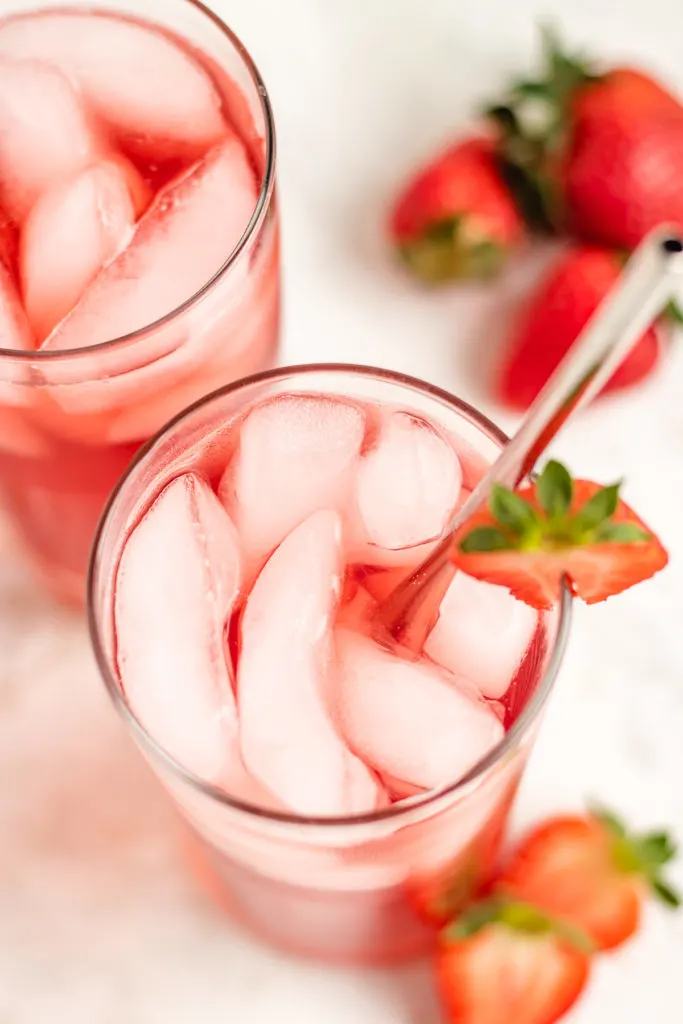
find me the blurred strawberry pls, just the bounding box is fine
[488,27,683,247]
[565,110,683,248]
[571,66,683,127]
[389,137,525,283]
[496,808,680,950]
[436,897,592,1023]
[496,246,673,410]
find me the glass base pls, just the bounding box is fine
[181,790,513,968]
[184,831,437,967]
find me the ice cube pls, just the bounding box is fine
[238,510,383,816]
[0,12,226,159]
[0,261,33,351]
[425,573,538,700]
[115,473,242,782]
[351,411,462,565]
[21,161,137,342]
[335,630,504,792]
[380,773,424,801]
[43,137,256,351]
[112,155,153,219]
[0,58,99,221]
[221,395,366,578]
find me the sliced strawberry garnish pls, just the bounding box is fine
[389,137,524,283]
[436,897,592,1024]
[495,809,680,951]
[453,460,668,610]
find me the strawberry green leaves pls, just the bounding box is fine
[459,526,512,553]
[491,486,540,536]
[460,460,650,555]
[665,298,683,324]
[537,459,573,516]
[593,807,681,910]
[399,217,506,284]
[484,26,596,232]
[445,896,594,952]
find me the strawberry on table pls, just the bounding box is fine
[497,246,670,410]
[389,137,525,283]
[495,809,680,950]
[488,27,683,248]
[454,460,668,610]
[436,897,592,1024]
[571,66,683,128]
[565,111,683,250]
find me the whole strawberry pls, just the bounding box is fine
[571,66,683,127]
[389,137,525,283]
[488,27,683,247]
[497,246,670,409]
[495,808,679,950]
[565,111,683,248]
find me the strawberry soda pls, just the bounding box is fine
[0,1,279,604]
[88,365,571,966]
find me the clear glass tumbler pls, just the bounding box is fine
[0,0,279,604]
[88,364,571,966]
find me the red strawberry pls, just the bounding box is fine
[488,28,683,247]
[497,246,666,410]
[571,67,683,129]
[496,810,680,950]
[453,460,668,611]
[389,137,525,283]
[565,113,683,248]
[436,898,592,1024]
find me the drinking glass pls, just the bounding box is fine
[0,0,279,603]
[88,364,571,966]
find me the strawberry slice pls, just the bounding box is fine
[454,460,668,610]
[495,809,680,950]
[436,898,592,1024]
[389,137,525,283]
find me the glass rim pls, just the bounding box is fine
[87,362,573,830]
[0,0,277,362]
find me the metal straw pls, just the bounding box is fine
[375,226,683,654]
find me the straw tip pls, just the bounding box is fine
[662,236,683,255]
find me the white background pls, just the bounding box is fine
[2,0,683,1020]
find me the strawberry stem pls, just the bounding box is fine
[485,24,599,232]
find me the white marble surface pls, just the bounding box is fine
[3,0,683,1020]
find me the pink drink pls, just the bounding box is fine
[0,1,279,603]
[89,366,570,966]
